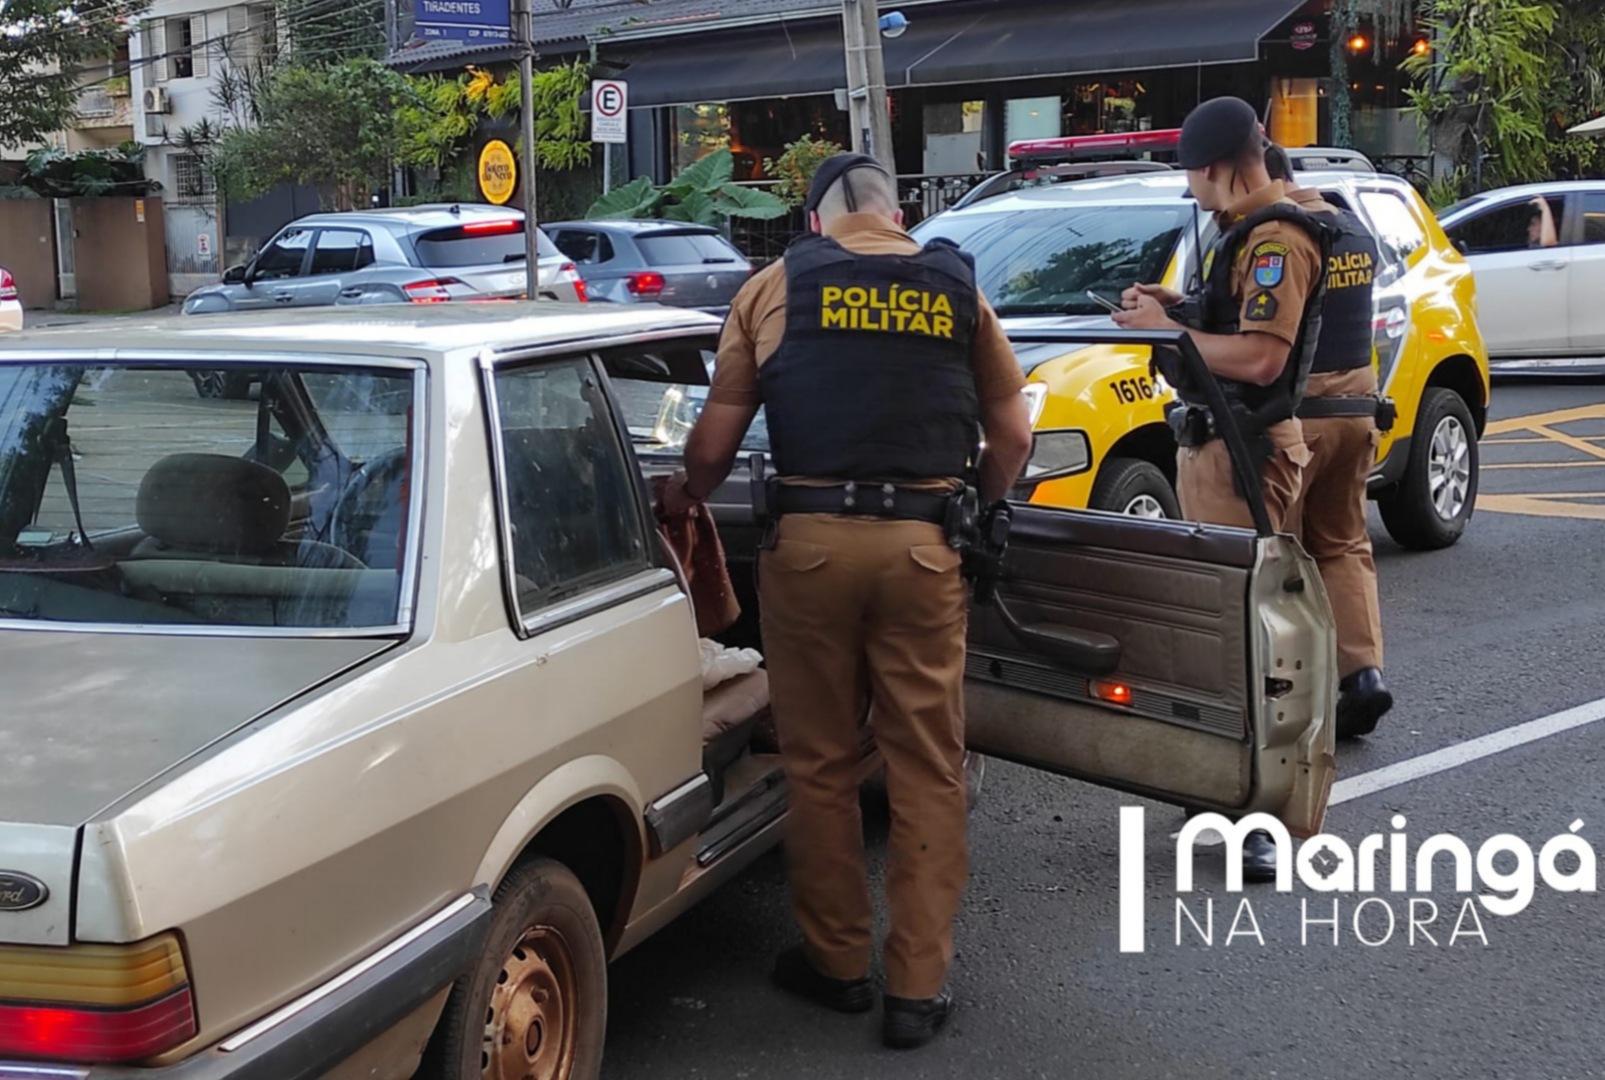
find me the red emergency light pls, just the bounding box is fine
[1008,128,1184,162]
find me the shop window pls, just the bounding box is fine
[1270,78,1319,148]
[1062,80,1148,135]
[1005,96,1061,145]
[923,100,986,175]
[673,104,731,174]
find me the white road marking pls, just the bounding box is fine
[1330,694,1605,806]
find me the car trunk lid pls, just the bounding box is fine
[633,230,750,308]
[0,631,392,944]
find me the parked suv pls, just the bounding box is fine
[1438,181,1605,360]
[0,303,1331,1079]
[546,220,752,311]
[183,204,586,317]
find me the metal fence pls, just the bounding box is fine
[728,171,992,264]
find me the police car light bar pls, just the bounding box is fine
[1007,129,1183,163]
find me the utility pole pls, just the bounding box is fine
[841,0,896,174]
[514,0,540,298]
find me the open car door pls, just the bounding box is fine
[968,329,1336,835]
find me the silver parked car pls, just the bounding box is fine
[183,204,587,318]
[546,220,752,311]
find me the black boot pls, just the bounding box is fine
[883,992,952,1049]
[1241,829,1279,883]
[1337,667,1393,740]
[771,947,874,1014]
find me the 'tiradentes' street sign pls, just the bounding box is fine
[415,0,510,42]
[592,80,628,144]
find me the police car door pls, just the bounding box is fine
[965,329,1337,836]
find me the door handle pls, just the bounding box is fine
[272,291,294,303]
[1528,260,1566,271]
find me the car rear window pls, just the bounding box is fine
[0,362,419,632]
[413,223,560,268]
[636,232,743,266]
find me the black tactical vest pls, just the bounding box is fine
[759,233,981,481]
[1179,203,1335,434]
[1310,207,1379,374]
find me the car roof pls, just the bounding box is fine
[544,219,724,235]
[938,169,1410,217]
[289,203,532,232]
[0,302,722,362]
[1438,179,1605,217]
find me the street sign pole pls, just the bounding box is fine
[591,79,628,194]
[515,0,539,299]
[603,143,611,195]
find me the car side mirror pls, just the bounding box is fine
[223,264,249,285]
[1451,238,1469,255]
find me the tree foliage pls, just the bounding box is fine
[586,149,787,225]
[399,60,592,175]
[207,58,417,209]
[1406,0,1605,195]
[0,0,148,148]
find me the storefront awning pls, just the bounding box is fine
[607,0,1307,108]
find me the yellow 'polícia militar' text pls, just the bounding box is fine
[819,283,956,339]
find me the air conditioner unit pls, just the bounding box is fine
[143,86,171,114]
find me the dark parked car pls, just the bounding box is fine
[546,220,752,310]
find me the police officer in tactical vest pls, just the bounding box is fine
[1114,96,1332,533]
[1115,97,1333,881]
[1265,143,1395,738]
[662,153,1033,1048]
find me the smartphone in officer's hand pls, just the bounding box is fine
[1085,290,1123,313]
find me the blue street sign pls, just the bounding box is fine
[414,0,510,42]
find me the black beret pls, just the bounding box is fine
[1178,97,1262,170]
[804,152,892,214]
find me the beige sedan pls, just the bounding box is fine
[0,304,1333,1079]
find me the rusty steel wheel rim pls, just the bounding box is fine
[482,925,579,1080]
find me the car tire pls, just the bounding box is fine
[1090,457,1179,519]
[420,858,607,1080]
[1378,387,1477,550]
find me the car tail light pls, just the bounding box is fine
[559,262,588,303]
[626,271,666,297]
[403,277,461,303]
[0,269,16,302]
[0,933,198,1063]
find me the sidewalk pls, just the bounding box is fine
[27,303,183,329]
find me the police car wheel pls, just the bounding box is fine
[1090,458,1180,520]
[422,858,606,1080]
[1378,388,1478,550]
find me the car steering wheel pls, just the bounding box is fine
[330,447,409,569]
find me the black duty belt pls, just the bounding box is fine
[1296,394,1397,432]
[772,482,952,524]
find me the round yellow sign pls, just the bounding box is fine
[478,140,517,206]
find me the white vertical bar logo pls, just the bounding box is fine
[1119,806,1146,953]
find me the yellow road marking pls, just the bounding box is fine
[1479,493,1605,521]
[1484,461,1605,470]
[1475,402,1605,518]
[1528,424,1605,461]
[1484,401,1605,436]
[1482,434,1605,446]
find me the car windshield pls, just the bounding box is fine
[914,204,1193,316]
[0,361,418,631]
[609,369,770,455]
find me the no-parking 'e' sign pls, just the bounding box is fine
[592,79,628,144]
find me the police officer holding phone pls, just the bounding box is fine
[1115,96,1331,532]
[1264,143,1394,738]
[662,153,1033,1049]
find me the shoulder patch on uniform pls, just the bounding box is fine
[1245,291,1279,322]
[1252,240,1290,288]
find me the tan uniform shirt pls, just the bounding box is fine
[1213,181,1323,348]
[708,212,1025,408]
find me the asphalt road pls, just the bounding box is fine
[602,378,1605,1080]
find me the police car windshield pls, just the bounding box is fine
[914,205,1192,316]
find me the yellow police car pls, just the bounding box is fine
[912,136,1490,549]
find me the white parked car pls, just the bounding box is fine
[0,268,21,333]
[1438,181,1605,358]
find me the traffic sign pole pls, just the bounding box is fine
[514,0,539,299]
[591,79,629,199]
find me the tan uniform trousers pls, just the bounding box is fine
[759,512,969,1000]
[1177,418,1310,532]
[1287,368,1385,676]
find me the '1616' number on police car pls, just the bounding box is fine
[1109,376,1155,404]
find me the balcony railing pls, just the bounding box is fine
[76,87,117,118]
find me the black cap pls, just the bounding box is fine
[1177,96,1262,170]
[804,152,892,215]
